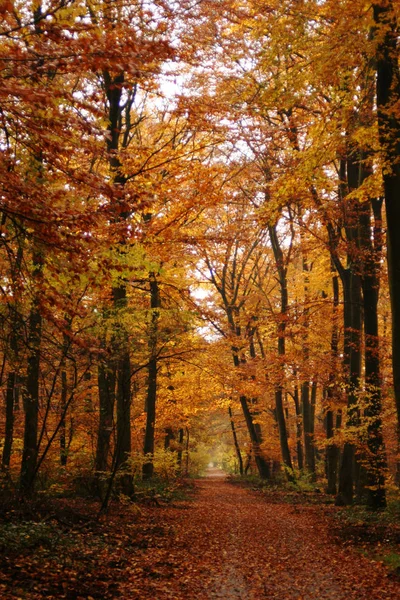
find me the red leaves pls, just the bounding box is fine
[119,476,399,600]
[0,479,399,599]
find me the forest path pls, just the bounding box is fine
[121,470,398,600]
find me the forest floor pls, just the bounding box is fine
[0,469,400,599]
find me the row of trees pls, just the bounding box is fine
[0,0,399,510]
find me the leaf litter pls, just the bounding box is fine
[0,472,399,599]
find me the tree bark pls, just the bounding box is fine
[115,335,134,496]
[143,273,161,479]
[302,379,316,477]
[373,1,400,483]
[2,241,23,472]
[177,428,184,472]
[229,406,244,475]
[103,68,134,497]
[292,383,304,470]
[2,371,16,472]
[359,197,386,508]
[336,268,362,505]
[20,266,42,494]
[268,223,293,474]
[325,272,340,495]
[95,358,116,490]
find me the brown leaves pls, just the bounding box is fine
[0,477,399,599]
[118,476,400,600]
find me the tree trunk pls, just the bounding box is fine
[115,342,134,496]
[300,258,316,477]
[302,379,316,477]
[325,272,340,495]
[112,284,134,496]
[336,269,362,505]
[102,68,134,497]
[360,198,386,508]
[177,428,184,472]
[2,241,24,473]
[2,371,16,472]
[60,369,67,467]
[269,223,293,474]
[20,285,42,494]
[292,383,304,470]
[185,427,190,475]
[225,305,271,480]
[59,330,72,467]
[373,1,400,483]
[95,358,116,491]
[143,273,160,480]
[164,428,175,450]
[229,406,244,475]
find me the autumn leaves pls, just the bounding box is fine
[0,1,400,510]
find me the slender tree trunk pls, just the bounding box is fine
[111,284,134,496]
[302,380,316,477]
[2,242,24,472]
[60,369,67,466]
[177,428,184,472]
[292,383,304,470]
[164,428,175,450]
[325,272,340,495]
[2,371,16,472]
[95,359,116,490]
[115,339,134,496]
[238,394,270,478]
[229,406,244,475]
[300,259,316,477]
[143,273,160,479]
[226,306,271,479]
[185,427,190,475]
[269,223,293,473]
[336,269,362,505]
[59,330,72,467]
[229,346,271,479]
[20,273,42,494]
[102,68,135,497]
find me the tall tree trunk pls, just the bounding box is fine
[238,394,270,478]
[226,306,271,479]
[373,1,400,483]
[177,428,184,472]
[300,259,316,477]
[95,357,116,492]
[143,273,161,479]
[268,223,293,473]
[59,330,72,467]
[185,427,190,475]
[302,379,316,477]
[334,145,363,505]
[60,369,67,467]
[20,255,42,494]
[2,371,16,472]
[103,68,134,497]
[2,242,23,473]
[325,272,340,495]
[229,406,244,475]
[336,269,362,505]
[360,196,386,508]
[292,382,304,470]
[114,329,134,496]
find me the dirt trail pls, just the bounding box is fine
[121,470,398,599]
